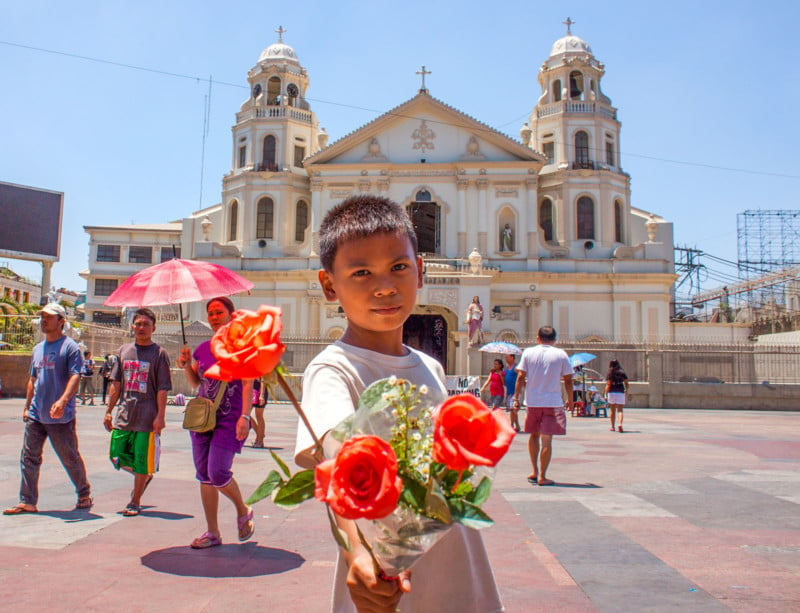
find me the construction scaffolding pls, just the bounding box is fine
[737,210,800,309]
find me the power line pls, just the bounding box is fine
[3,38,799,181]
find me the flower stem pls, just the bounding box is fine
[355,522,396,582]
[275,370,324,460]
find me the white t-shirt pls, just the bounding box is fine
[296,340,503,613]
[516,343,572,407]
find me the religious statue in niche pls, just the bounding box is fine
[501,223,514,252]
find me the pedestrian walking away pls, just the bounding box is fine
[99,353,118,404]
[79,350,95,405]
[177,296,255,548]
[514,326,573,487]
[104,308,172,517]
[605,359,629,432]
[4,303,92,515]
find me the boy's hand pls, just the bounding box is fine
[152,415,166,434]
[345,551,411,612]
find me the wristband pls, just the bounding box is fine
[240,414,251,421]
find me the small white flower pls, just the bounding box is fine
[419,385,428,394]
[388,376,398,385]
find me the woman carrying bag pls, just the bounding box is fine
[177,296,255,548]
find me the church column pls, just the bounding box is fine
[477,178,489,255]
[524,297,540,341]
[457,178,468,256]
[309,178,324,256]
[308,296,321,336]
[465,181,477,255]
[525,175,538,262]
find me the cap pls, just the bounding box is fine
[40,303,67,318]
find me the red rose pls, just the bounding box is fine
[206,305,286,381]
[314,435,402,520]
[432,394,515,471]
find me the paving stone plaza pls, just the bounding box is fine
[1,398,798,612]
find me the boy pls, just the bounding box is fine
[295,195,503,613]
[104,308,172,516]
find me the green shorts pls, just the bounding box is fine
[109,430,160,475]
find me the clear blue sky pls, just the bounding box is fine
[2,1,798,296]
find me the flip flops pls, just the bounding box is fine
[3,504,38,515]
[526,476,538,485]
[191,531,222,549]
[237,508,255,542]
[76,496,94,509]
[121,502,140,517]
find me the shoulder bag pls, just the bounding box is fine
[183,381,228,433]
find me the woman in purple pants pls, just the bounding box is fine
[177,297,255,548]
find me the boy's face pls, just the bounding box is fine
[131,315,155,344]
[319,231,422,353]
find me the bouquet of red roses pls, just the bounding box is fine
[313,376,515,575]
[206,305,515,576]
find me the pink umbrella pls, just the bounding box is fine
[104,258,254,342]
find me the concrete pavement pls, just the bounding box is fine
[0,397,798,612]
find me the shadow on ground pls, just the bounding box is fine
[141,542,305,577]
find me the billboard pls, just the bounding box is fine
[0,181,63,262]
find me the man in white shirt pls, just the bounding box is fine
[513,326,573,486]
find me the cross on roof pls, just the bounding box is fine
[416,65,431,93]
[562,17,575,35]
[275,25,286,43]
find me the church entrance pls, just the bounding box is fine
[403,314,447,368]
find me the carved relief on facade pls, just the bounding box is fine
[362,138,387,161]
[427,289,458,312]
[411,120,436,154]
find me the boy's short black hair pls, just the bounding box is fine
[319,195,418,272]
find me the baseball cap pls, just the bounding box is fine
[40,303,67,318]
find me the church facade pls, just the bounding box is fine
[83,25,676,374]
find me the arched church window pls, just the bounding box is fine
[569,70,584,99]
[295,199,309,242]
[256,197,274,240]
[228,200,238,242]
[577,196,595,240]
[267,76,281,105]
[262,135,277,172]
[407,191,439,254]
[553,79,562,102]
[539,198,554,243]
[614,199,623,243]
[574,131,590,168]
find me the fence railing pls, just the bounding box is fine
[4,315,799,385]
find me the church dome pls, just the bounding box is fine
[549,34,593,57]
[258,41,300,64]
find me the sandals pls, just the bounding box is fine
[191,531,222,549]
[3,504,38,515]
[237,508,255,542]
[121,502,140,517]
[526,476,538,485]
[76,496,94,509]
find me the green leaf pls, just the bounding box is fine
[270,449,292,478]
[246,470,285,505]
[325,504,352,551]
[467,476,492,506]
[398,473,427,511]
[424,480,452,524]
[272,469,316,508]
[447,498,494,530]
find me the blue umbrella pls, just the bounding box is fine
[478,341,522,355]
[569,352,597,367]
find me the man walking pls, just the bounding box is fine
[4,303,93,514]
[513,326,573,486]
[104,308,171,516]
